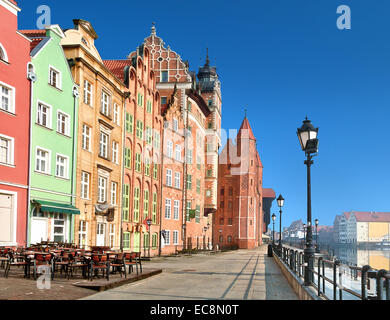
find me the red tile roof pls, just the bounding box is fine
[19,30,47,52]
[103,59,131,82]
[262,188,276,199]
[347,211,390,222]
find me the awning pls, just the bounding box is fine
[32,200,80,215]
[262,234,271,239]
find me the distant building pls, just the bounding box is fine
[262,188,275,233]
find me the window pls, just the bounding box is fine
[186,149,193,164]
[154,132,160,149]
[83,80,92,106]
[196,179,201,194]
[227,235,232,243]
[186,174,192,190]
[101,90,110,116]
[49,67,61,89]
[187,101,192,112]
[152,192,157,224]
[220,188,225,196]
[144,189,149,218]
[82,125,91,151]
[136,120,143,139]
[111,182,117,205]
[57,111,70,136]
[53,213,65,242]
[137,93,144,107]
[145,157,150,176]
[165,199,171,219]
[81,171,90,199]
[112,141,119,164]
[208,99,213,106]
[166,169,172,187]
[0,135,13,165]
[124,147,131,169]
[174,172,180,189]
[152,233,158,248]
[133,187,140,222]
[0,83,14,113]
[113,103,120,125]
[161,97,167,105]
[109,224,115,248]
[206,189,211,197]
[135,153,141,172]
[173,119,178,132]
[195,205,200,223]
[220,218,224,225]
[146,127,152,145]
[144,232,150,249]
[207,169,212,177]
[161,71,168,83]
[0,44,7,62]
[186,201,191,222]
[229,187,233,196]
[167,141,173,158]
[36,148,50,174]
[173,200,180,220]
[99,132,109,158]
[173,230,179,245]
[122,184,130,221]
[125,113,133,133]
[220,201,224,209]
[55,154,68,178]
[123,232,130,249]
[228,218,233,226]
[228,201,233,209]
[98,176,107,203]
[197,155,201,170]
[175,145,181,161]
[146,100,152,113]
[78,221,88,248]
[37,102,51,128]
[219,235,223,243]
[153,163,158,179]
[164,230,170,245]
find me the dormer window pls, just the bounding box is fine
[81,37,89,47]
[49,66,61,89]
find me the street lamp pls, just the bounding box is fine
[297,117,319,286]
[315,218,319,253]
[146,218,152,258]
[272,213,276,245]
[277,194,284,254]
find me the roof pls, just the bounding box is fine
[19,30,47,52]
[347,211,390,223]
[262,188,276,199]
[103,59,132,82]
[238,117,256,140]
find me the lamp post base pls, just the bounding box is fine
[304,245,315,285]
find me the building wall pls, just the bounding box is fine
[0,0,31,246]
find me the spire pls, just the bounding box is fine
[151,22,156,36]
[205,48,210,66]
[238,116,256,140]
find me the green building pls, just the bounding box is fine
[23,25,80,245]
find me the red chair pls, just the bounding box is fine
[32,253,53,280]
[89,254,110,281]
[123,252,142,275]
[67,253,89,279]
[110,253,126,278]
[4,251,29,278]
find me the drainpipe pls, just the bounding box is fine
[182,98,189,251]
[26,64,36,247]
[158,118,164,257]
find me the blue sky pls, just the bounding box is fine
[16,0,390,228]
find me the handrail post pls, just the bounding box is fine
[385,277,390,300]
[322,259,325,296]
[333,260,339,300]
[361,265,371,300]
[376,270,387,300]
[318,257,323,297]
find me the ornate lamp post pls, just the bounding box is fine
[146,219,152,258]
[272,213,276,245]
[297,117,319,286]
[277,194,284,254]
[315,219,319,253]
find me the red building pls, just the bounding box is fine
[0,0,32,246]
[214,117,268,249]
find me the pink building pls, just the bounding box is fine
[0,0,31,246]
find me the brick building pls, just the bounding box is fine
[139,25,221,254]
[214,116,266,249]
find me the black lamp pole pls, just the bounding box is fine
[315,219,319,253]
[277,195,284,253]
[303,223,306,245]
[297,117,319,286]
[272,214,276,245]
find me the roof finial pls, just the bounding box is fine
[151,22,156,36]
[205,48,210,65]
[244,108,247,118]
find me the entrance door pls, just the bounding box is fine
[133,232,141,252]
[96,223,105,246]
[0,194,13,243]
[31,218,48,244]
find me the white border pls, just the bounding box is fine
[0,80,16,114]
[35,145,51,175]
[0,188,18,246]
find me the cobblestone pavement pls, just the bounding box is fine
[83,245,298,300]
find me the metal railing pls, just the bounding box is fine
[273,244,390,300]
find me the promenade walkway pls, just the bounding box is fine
[83,245,298,300]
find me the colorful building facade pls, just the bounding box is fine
[0,0,31,246]
[21,25,80,245]
[61,20,125,250]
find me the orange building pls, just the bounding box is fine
[214,117,264,249]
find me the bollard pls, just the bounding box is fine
[318,257,323,296]
[376,270,387,300]
[333,260,340,300]
[361,265,371,300]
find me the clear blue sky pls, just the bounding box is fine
[17,0,390,228]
